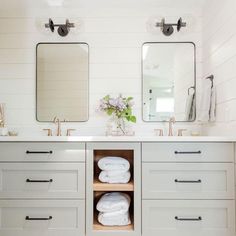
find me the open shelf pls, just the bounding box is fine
[93,177,134,191]
[92,150,134,232]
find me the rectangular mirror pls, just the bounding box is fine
[36,43,89,122]
[142,42,196,122]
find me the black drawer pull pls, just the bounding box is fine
[175,179,201,183]
[174,151,201,155]
[25,216,52,221]
[175,216,202,221]
[26,151,53,154]
[26,179,53,183]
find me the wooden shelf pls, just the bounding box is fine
[93,214,134,231]
[93,178,134,191]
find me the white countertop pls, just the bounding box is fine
[0,136,235,142]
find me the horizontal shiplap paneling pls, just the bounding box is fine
[0,6,202,135]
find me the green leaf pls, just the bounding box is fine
[106,108,114,116]
[103,95,110,101]
[130,116,136,123]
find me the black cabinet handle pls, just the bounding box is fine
[175,216,202,221]
[26,151,53,154]
[175,179,201,183]
[174,151,201,155]
[26,179,53,183]
[25,216,52,221]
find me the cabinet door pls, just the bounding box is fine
[0,142,85,162]
[0,163,85,199]
[142,200,235,236]
[142,143,234,163]
[142,163,234,199]
[0,200,85,236]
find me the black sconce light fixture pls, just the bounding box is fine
[156,18,186,36]
[45,18,75,37]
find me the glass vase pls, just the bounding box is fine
[106,115,135,136]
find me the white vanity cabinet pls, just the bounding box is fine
[0,142,86,236]
[0,139,235,236]
[142,142,235,236]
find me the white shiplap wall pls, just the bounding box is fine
[0,5,202,136]
[202,0,236,135]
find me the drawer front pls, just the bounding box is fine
[0,142,85,162]
[0,163,85,199]
[142,143,234,163]
[0,200,85,236]
[142,200,235,236]
[142,163,234,199]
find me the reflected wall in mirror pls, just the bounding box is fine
[36,43,89,122]
[142,42,196,122]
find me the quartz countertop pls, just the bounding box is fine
[0,136,235,142]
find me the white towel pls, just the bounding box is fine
[99,170,131,184]
[98,211,131,226]
[199,79,216,122]
[96,192,131,213]
[98,156,130,172]
[209,86,216,122]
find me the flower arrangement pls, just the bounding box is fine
[99,94,136,135]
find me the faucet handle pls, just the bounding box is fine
[43,128,53,136]
[154,129,164,136]
[178,129,187,136]
[66,129,76,136]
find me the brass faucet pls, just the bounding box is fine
[168,116,176,136]
[53,116,62,136]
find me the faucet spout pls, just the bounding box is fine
[168,116,176,136]
[53,116,61,136]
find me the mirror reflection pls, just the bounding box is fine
[142,42,196,122]
[36,43,89,122]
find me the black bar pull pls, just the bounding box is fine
[26,151,53,154]
[175,179,201,183]
[174,151,201,155]
[26,179,53,183]
[25,216,52,221]
[175,216,202,221]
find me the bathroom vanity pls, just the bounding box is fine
[0,136,234,236]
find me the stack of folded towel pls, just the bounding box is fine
[96,192,131,226]
[98,156,131,184]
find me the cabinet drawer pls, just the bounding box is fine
[0,142,85,162]
[0,163,85,199]
[0,200,85,236]
[142,200,235,236]
[142,163,234,199]
[142,143,234,162]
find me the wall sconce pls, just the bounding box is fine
[45,18,75,37]
[147,17,187,36]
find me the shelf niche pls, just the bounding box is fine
[93,191,134,231]
[93,149,134,231]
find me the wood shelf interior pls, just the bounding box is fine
[93,149,134,191]
[93,191,134,231]
[93,177,134,191]
[93,150,134,231]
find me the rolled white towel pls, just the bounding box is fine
[98,156,130,172]
[98,211,131,226]
[99,170,131,184]
[96,192,131,213]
